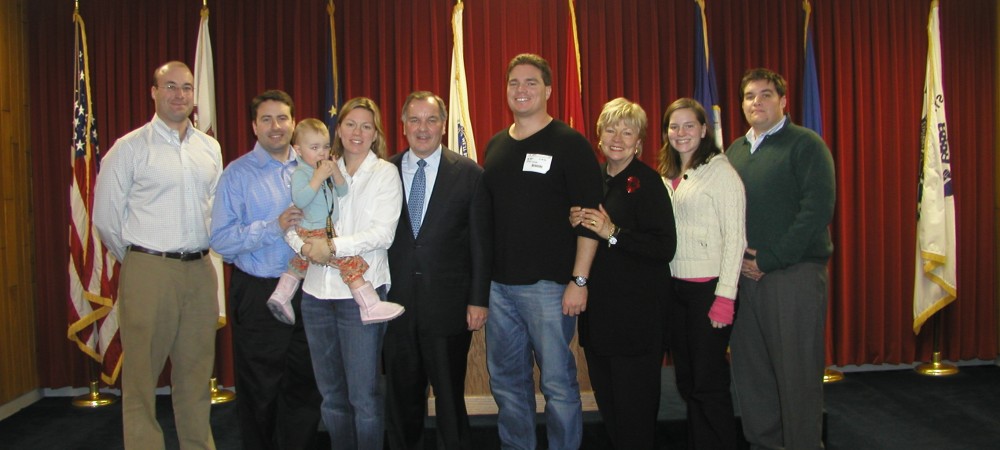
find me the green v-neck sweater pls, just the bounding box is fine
[726,118,835,273]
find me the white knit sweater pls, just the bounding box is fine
[664,154,747,299]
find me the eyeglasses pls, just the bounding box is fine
[158,83,194,94]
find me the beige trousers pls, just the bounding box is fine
[119,250,218,450]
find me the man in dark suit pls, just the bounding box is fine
[385,91,492,450]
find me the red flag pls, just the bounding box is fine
[564,0,586,135]
[67,11,122,386]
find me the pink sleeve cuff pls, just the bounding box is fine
[708,296,735,325]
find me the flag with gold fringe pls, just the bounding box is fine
[448,0,478,162]
[193,3,228,328]
[563,0,586,136]
[693,0,723,149]
[913,0,957,334]
[67,10,122,385]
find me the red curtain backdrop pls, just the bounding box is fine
[28,0,996,388]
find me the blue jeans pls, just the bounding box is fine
[301,288,387,450]
[486,281,582,450]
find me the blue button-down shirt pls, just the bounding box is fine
[210,143,298,278]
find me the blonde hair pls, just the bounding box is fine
[332,97,388,159]
[292,118,330,145]
[596,97,648,156]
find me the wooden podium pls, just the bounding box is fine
[427,329,597,415]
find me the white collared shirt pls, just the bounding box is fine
[302,151,402,299]
[94,114,222,261]
[745,115,788,154]
[401,146,443,226]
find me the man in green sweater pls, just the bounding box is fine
[726,68,836,450]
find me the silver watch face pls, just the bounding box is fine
[573,276,588,287]
[608,235,618,245]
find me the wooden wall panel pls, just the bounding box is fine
[0,0,39,404]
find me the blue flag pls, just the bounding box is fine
[325,0,342,133]
[693,0,723,149]
[802,0,823,137]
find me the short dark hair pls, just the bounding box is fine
[250,90,295,122]
[506,53,552,86]
[401,91,447,123]
[739,68,787,97]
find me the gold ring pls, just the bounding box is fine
[590,220,597,226]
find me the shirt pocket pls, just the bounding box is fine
[690,227,711,261]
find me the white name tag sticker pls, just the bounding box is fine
[523,153,553,174]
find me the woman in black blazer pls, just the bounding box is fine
[570,97,677,450]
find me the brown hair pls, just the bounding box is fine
[739,68,787,98]
[331,97,388,159]
[658,98,719,179]
[506,53,553,86]
[250,90,295,122]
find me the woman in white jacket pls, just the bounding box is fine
[659,98,746,449]
[300,97,403,450]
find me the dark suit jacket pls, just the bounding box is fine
[387,147,492,337]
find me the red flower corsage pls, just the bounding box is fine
[626,176,640,193]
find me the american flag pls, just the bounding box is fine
[67,11,122,385]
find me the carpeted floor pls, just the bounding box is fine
[1,364,997,449]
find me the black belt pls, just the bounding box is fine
[129,245,209,261]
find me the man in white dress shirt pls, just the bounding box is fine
[94,61,222,450]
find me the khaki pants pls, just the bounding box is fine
[119,250,218,450]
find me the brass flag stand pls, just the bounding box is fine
[915,315,958,376]
[72,356,118,408]
[210,376,235,405]
[210,329,235,405]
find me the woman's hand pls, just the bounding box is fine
[304,236,333,264]
[570,204,616,239]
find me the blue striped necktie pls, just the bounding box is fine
[409,159,427,236]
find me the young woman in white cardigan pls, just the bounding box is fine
[659,98,746,450]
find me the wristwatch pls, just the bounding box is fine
[607,225,620,247]
[571,275,588,287]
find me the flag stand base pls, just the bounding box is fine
[915,351,958,376]
[72,380,118,408]
[210,377,236,404]
[822,368,844,383]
